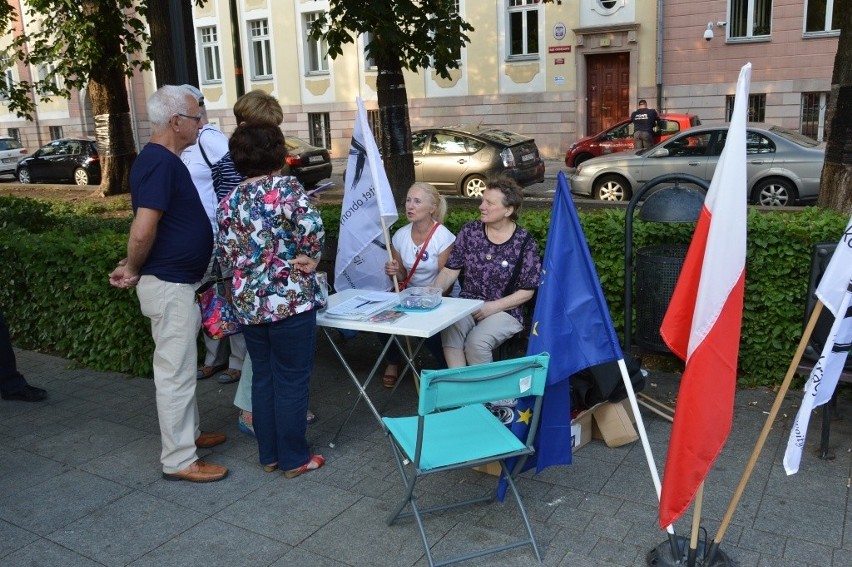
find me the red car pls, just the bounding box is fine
[565,113,701,167]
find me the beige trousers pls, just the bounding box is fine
[137,275,202,473]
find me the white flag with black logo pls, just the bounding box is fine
[783,215,852,475]
[334,97,398,292]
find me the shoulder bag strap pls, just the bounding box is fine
[503,232,533,297]
[400,222,441,289]
[197,129,213,169]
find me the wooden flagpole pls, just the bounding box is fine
[686,482,704,567]
[381,216,420,394]
[705,300,824,564]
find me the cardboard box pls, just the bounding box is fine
[591,399,639,447]
[571,409,593,451]
[474,409,594,476]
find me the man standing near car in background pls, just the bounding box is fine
[631,99,659,150]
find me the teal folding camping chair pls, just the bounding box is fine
[382,353,550,566]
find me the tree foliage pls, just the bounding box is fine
[313,1,473,81]
[0,0,150,118]
[310,1,473,202]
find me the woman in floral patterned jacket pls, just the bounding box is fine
[216,122,325,479]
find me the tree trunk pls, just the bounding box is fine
[147,0,199,87]
[83,0,136,196]
[817,3,852,213]
[376,53,414,205]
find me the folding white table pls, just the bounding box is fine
[316,288,483,446]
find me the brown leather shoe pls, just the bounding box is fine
[195,431,226,448]
[162,460,228,483]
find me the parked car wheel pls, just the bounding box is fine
[463,174,487,198]
[752,177,796,207]
[594,174,631,201]
[17,167,31,184]
[573,152,595,167]
[74,168,90,186]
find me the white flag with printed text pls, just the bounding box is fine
[334,97,398,292]
[783,215,852,475]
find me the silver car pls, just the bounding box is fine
[412,125,545,197]
[568,124,824,206]
[0,136,27,177]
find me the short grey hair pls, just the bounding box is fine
[147,85,194,128]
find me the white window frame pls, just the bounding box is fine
[303,12,329,74]
[248,19,273,80]
[363,31,376,70]
[308,112,331,149]
[37,62,61,90]
[507,0,540,60]
[803,0,841,36]
[0,60,13,99]
[198,25,222,83]
[728,0,773,40]
[800,92,829,142]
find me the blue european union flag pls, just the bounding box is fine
[500,172,623,495]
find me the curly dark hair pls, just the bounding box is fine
[229,122,287,178]
[485,173,524,221]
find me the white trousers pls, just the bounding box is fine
[137,275,201,473]
[441,311,522,366]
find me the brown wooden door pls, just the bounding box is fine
[586,52,630,135]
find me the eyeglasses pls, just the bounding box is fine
[176,113,202,124]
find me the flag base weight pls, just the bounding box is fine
[646,536,733,566]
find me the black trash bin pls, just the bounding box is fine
[623,174,708,355]
[634,244,688,352]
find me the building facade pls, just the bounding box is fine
[0,0,841,161]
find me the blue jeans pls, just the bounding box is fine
[242,310,316,470]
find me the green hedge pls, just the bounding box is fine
[0,195,847,385]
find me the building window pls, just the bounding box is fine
[249,19,273,79]
[367,109,383,150]
[7,128,20,142]
[303,12,329,74]
[309,112,331,149]
[448,0,462,62]
[37,63,61,90]
[363,32,376,70]
[804,0,841,34]
[801,92,829,141]
[0,56,13,98]
[725,93,766,122]
[507,0,539,58]
[49,126,63,140]
[729,0,772,39]
[198,26,222,83]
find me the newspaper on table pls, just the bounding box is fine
[325,291,400,321]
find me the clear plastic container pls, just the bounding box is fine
[399,287,443,310]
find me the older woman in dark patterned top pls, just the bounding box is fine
[431,174,541,367]
[217,122,325,478]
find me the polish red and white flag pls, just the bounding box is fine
[658,63,751,529]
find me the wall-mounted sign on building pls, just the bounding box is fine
[553,22,567,41]
[548,46,571,53]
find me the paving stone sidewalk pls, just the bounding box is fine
[1,331,850,566]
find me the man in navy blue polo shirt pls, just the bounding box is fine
[631,99,659,150]
[109,85,228,483]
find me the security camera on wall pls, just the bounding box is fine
[704,22,714,41]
